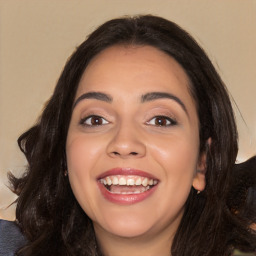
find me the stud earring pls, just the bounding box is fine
[64,170,68,176]
[197,190,201,194]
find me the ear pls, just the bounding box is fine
[192,138,211,192]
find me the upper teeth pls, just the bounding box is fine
[99,175,158,187]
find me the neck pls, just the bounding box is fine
[94,224,174,256]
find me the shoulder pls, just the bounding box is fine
[0,219,27,256]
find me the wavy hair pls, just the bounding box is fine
[9,15,256,256]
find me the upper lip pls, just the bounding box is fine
[97,167,159,181]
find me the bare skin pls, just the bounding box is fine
[66,45,206,255]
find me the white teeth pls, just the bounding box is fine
[142,178,148,187]
[106,177,112,185]
[127,178,135,186]
[112,176,119,185]
[119,177,126,185]
[135,178,142,185]
[101,179,107,185]
[112,186,151,195]
[100,175,158,188]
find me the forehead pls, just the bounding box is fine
[76,45,194,105]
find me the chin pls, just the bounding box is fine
[94,211,158,238]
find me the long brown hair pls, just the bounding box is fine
[10,15,256,255]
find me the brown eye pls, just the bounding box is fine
[81,115,109,126]
[147,116,177,127]
[154,117,168,126]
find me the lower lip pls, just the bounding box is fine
[97,182,158,205]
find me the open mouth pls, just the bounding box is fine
[99,175,158,195]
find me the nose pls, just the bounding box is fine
[106,123,146,159]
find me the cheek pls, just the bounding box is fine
[149,132,199,186]
[65,135,103,217]
[66,135,103,171]
[151,130,198,162]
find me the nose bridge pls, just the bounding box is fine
[107,119,146,158]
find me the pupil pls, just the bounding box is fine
[92,117,101,125]
[156,117,166,126]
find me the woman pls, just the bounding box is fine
[3,15,256,255]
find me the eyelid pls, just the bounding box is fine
[80,115,109,126]
[146,115,177,127]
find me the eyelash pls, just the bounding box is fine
[80,115,109,126]
[80,115,177,127]
[146,115,177,127]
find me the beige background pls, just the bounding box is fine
[0,0,256,220]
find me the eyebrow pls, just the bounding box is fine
[73,92,113,109]
[141,92,188,115]
[73,91,188,116]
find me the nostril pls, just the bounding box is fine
[111,151,138,156]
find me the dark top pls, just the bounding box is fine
[0,219,27,256]
[0,219,254,255]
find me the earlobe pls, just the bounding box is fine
[192,169,206,192]
[192,138,211,192]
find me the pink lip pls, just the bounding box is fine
[97,168,158,180]
[97,168,159,205]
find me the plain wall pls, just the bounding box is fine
[0,0,256,220]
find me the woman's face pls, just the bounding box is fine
[66,45,206,240]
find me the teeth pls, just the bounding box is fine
[106,177,112,185]
[142,178,148,187]
[135,178,142,185]
[99,175,158,187]
[111,185,151,194]
[127,178,135,186]
[119,177,126,185]
[112,176,119,185]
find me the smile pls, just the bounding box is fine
[99,175,158,194]
[97,168,159,205]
